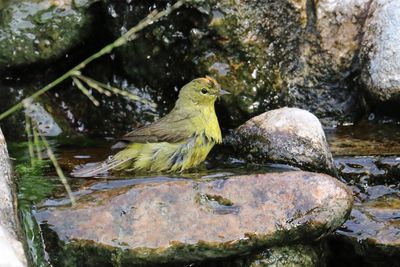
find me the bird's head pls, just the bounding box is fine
[177,76,230,106]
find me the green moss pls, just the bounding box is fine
[0,0,95,67]
[15,160,56,267]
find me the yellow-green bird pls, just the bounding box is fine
[71,77,229,177]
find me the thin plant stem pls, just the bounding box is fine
[74,74,112,97]
[0,0,185,121]
[72,76,100,106]
[24,116,35,165]
[75,74,151,104]
[32,126,43,161]
[40,135,76,207]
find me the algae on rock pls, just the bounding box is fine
[0,0,97,68]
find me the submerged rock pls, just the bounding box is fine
[331,193,400,267]
[36,171,352,266]
[326,122,400,156]
[227,107,336,176]
[335,156,400,185]
[328,129,400,266]
[361,0,400,107]
[0,0,96,68]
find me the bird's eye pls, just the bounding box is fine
[201,88,208,94]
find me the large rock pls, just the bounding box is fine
[0,0,96,68]
[360,0,400,106]
[36,171,352,266]
[0,128,27,267]
[106,0,366,127]
[227,107,336,176]
[316,0,370,70]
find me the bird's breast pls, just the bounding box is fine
[198,106,222,143]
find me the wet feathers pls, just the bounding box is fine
[71,77,225,177]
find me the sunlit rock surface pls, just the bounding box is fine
[35,171,352,266]
[227,107,336,175]
[0,128,27,267]
[0,0,96,68]
[316,0,369,70]
[361,0,400,106]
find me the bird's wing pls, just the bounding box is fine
[121,112,196,143]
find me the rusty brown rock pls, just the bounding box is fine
[36,171,352,266]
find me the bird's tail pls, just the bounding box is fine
[71,153,132,177]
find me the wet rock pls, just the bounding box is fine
[106,0,365,127]
[335,156,400,186]
[361,0,400,106]
[331,192,400,267]
[36,171,352,266]
[189,244,322,266]
[0,128,27,267]
[24,101,62,136]
[327,123,400,266]
[247,245,320,267]
[227,107,336,176]
[0,0,96,68]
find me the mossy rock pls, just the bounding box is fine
[0,0,97,68]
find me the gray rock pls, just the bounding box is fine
[24,101,62,136]
[0,128,27,267]
[361,0,400,104]
[316,0,370,70]
[227,107,336,176]
[0,0,96,68]
[0,226,26,267]
[35,171,352,266]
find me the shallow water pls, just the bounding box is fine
[9,121,400,267]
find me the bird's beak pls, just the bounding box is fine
[219,88,231,96]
